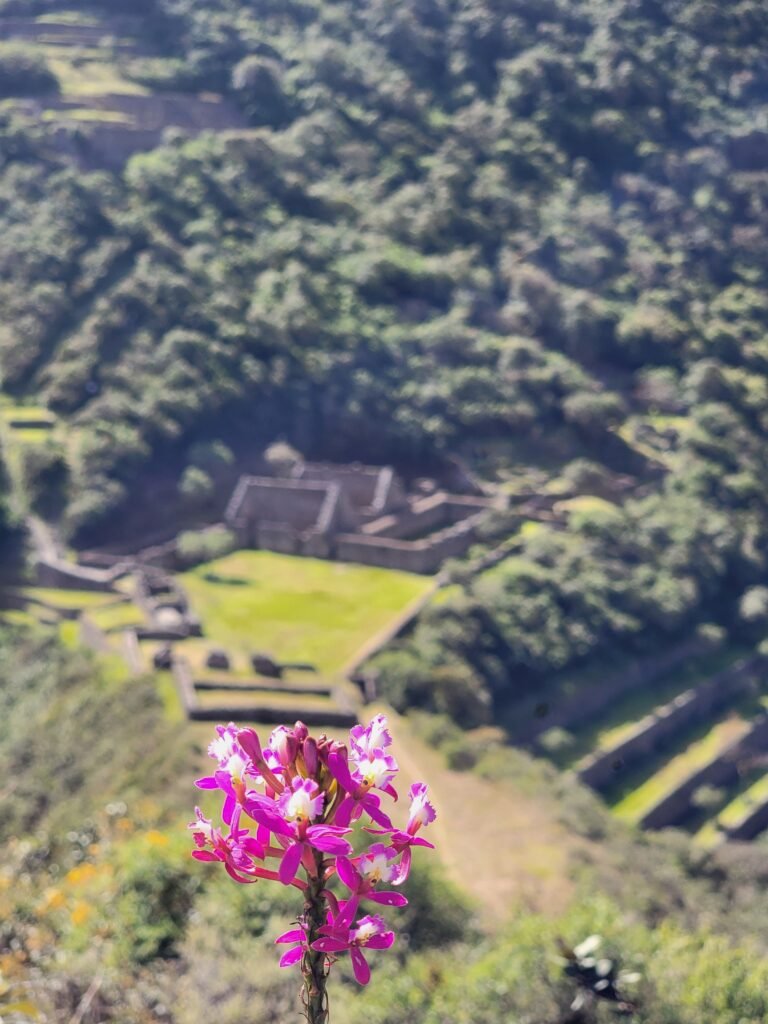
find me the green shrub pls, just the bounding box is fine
[176,528,236,569]
[0,45,59,97]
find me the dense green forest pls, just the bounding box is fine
[2,0,767,714]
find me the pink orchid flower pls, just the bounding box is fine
[335,844,408,924]
[312,914,395,985]
[245,777,353,884]
[190,714,435,1005]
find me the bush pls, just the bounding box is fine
[372,647,435,713]
[562,390,627,436]
[231,55,291,126]
[737,586,768,639]
[538,726,576,758]
[176,528,236,568]
[112,832,200,964]
[0,45,59,97]
[178,466,214,507]
[431,664,492,728]
[21,442,70,519]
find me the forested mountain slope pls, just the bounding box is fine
[2,0,768,704]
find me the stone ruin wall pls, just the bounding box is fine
[233,479,331,531]
[294,464,388,511]
[224,469,494,575]
[34,555,122,592]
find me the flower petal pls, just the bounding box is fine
[194,776,218,789]
[307,827,352,856]
[335,857,361,892]
[279,946,304,968]
[351,947,371,985]
[278,841,304,886]
[367,890,408,908]
[327,750,356,792]
[312,937,349,952]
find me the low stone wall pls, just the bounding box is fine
[136,627,188,642]
[337,511,484,574]
[34,556,121,592]
[511,637,707,747]
[122,629,143,675]
[186,703,358,727]
[194,679,333,697]
[579,656,762,791]
[364,494,449,540]
[172,661,358,726]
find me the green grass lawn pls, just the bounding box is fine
[45,49,148,96]
[87,602,146,631]
[178,550,434,676]
[21,587,116,610]
[609,703,757,825]
[0,405,54,424]
[42,107,133,124]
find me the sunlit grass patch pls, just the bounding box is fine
[42,106,133,124]
[21,587,115,610]
[717,772,768,830]
[179,550,434,677]
[36,11,100,25]
[45,50,148,96]
[87,602,145,632]
[0,405,54,424]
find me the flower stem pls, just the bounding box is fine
[302,849,329,1024]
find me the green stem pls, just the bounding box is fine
[302,849,329,1024]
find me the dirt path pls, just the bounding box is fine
[382,710,580,929]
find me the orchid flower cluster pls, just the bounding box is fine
[189,715,435,1019]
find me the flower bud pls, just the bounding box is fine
[237,728,263,763]
[293,721,309,743]
[272,726,299,768]
[302,737,319,776]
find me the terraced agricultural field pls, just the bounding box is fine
[607,693,766,825]
[552,646,749,769]
[177,550,434,677]
[695,773,768,848]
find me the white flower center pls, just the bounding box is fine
[361,852,392,883]
[359,756,394,788]
[285,788,318,821]
[353,920,379,943]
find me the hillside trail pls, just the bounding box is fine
[380,708,580,929]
